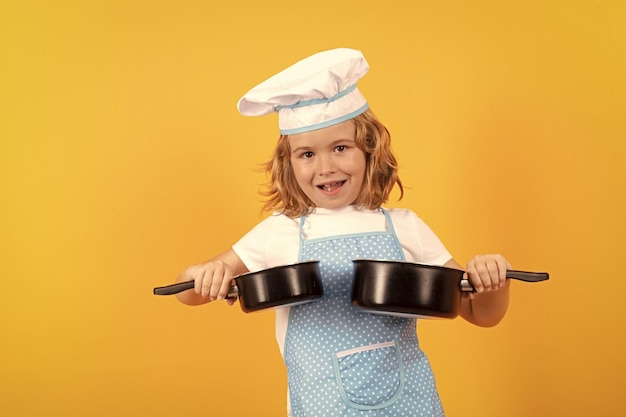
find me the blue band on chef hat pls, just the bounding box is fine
[274,84,358,112]
[279,102,369,135]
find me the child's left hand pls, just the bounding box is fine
[464,254,511,297]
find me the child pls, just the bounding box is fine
[174,48,511,417]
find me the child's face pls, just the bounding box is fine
[288,120,366,210]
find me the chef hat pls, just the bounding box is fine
[237,48,370,135]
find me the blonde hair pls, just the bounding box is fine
[261,109,404,217]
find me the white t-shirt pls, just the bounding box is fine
[232,205,452,355]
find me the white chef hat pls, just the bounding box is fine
[237,48,370,135]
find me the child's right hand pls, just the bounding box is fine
[178,260,236,303]
[175,249,248,306]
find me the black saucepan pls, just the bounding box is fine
[153,261,322,313]
[351,259,549,319]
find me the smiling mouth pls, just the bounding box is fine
[317,181,346,192]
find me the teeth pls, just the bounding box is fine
[320,181,341,191]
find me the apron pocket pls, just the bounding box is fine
[332,340,405,410]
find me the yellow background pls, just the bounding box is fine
[1,1,624,416]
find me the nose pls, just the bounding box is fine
[316,153,336,176]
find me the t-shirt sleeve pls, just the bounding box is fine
[412,213,453,265]
[231,213,301,272]
[391,208,453,266]
[232,216,273,272]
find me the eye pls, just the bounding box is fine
[301,151,314,159]
[335,145,347,152]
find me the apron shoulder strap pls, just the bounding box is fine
[380,208,406,262]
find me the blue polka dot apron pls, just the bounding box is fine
[283,209,444,417]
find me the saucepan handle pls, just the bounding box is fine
[505,270,549,282]
[460,269,549,292]
[153,280,238,298]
